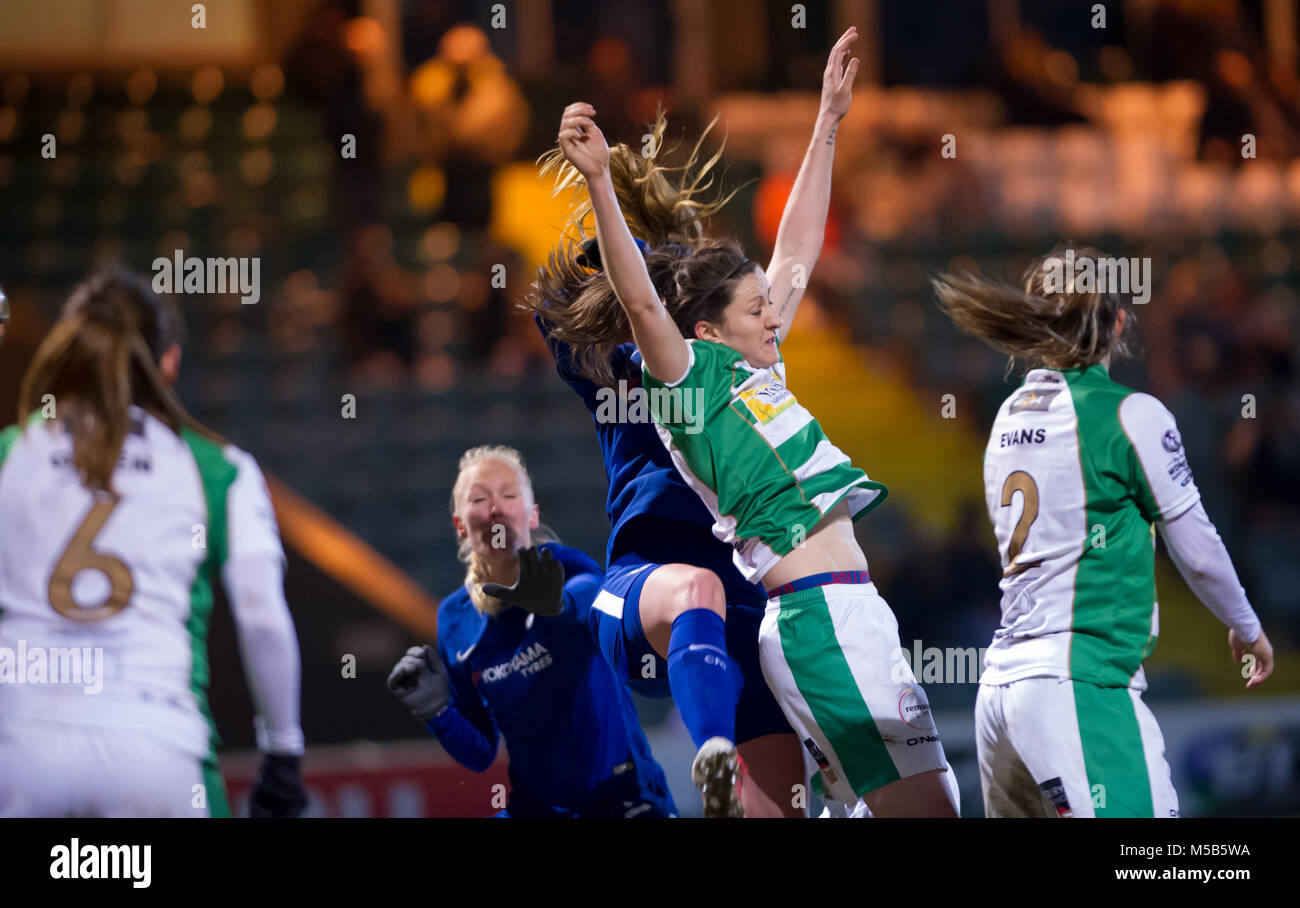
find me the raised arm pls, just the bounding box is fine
[557,102,691,383]
[767,26,859,342]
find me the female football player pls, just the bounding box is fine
[539,38,959,819]
[387,444,676,818]
[932,247,1274,817]
[528,30,875,818]
[0,269,306,817]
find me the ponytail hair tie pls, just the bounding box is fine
[576,236,650,271]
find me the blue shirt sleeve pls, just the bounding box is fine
[425,639,500,772]
[544,543,603,625]
[534,311,583,384]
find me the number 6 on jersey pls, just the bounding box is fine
[48,492,135,621]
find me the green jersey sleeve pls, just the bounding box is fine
[641,340,735,431]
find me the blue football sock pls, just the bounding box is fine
[667,608,740,750]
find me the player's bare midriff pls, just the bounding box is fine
[758,499,869,590]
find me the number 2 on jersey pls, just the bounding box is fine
[48,493,135,621]
[1000,471,1043,577]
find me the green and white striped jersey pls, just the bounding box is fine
[642,339,887,582]
[982,365,1200,690]
[0,407,284,758]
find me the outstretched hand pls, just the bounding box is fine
[1230,628,1274,689]
[558,102,610,181]
[481,546,566,617]
[821,27,860,119]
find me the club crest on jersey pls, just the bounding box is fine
[1009,388,1061,413]
[737,383,795,424]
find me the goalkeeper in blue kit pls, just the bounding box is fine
[388,446,675,817]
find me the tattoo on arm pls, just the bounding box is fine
[825,123,838,146]
[778,284,799,319]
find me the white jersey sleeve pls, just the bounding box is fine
[1118,394,1201,522]
[223,446,285,565]
[222,554,305,755]
[218,445,301,754]
[1120,395,1260,643]
[1157,500,1262,644]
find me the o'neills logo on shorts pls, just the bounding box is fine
[473,643,552,685]
[898,687,934,730]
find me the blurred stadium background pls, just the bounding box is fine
[1,0,1298,816]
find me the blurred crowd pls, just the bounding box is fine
[0,0,1296,678]
[287,2,1298,647]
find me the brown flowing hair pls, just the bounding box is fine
[524,108,755,386]
[931,244,1137,371]
[18,268,224,492]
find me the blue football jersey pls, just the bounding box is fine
[427,542,674,817]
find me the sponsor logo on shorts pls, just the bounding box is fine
[906,734,939,746]
[1162,429,1182,453]
[802,737,839,784]
[898,687,935,729]
[1039,776,1074,817]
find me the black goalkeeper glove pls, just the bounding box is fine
[480,546,566,617]
[249,753,308,818]
[387,644,451,720]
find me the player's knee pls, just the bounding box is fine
[670,567,725,619]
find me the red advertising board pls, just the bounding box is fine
[222,741,511,818]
